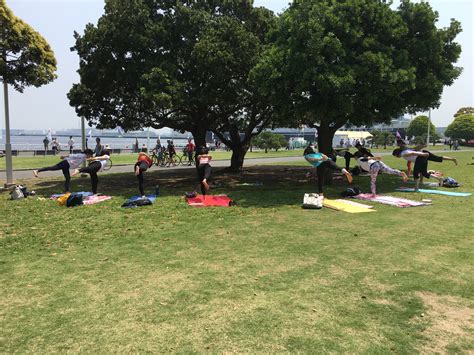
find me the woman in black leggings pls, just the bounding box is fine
[71,151,110,194]
[33,149,93,192]
[196,147,212,197]
[304,145,352,198]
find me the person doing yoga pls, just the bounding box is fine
[71,150,110,194]
[335,142,374,170]
[392,148,444,191]
[356,155,408,196]
[303,145,352,201]
[134,152,153,196]
[33,149,94,192]
[196,147,212,198]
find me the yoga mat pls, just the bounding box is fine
[186,194,233,207]
[396,187,472,197]
[83,195,112,205]
[50,191,94,200]
[127,195,158,203]
[334,199,374,209]
[354,193,427,208]
[323,199,375,213]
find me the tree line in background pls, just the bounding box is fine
[2,0,469,173]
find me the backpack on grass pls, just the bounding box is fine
[442,177,460,188]
[340,187,361,197]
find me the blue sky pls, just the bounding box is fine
[1,0,472,130]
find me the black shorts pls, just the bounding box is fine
[135,161,149,172]
[423,150,443,163]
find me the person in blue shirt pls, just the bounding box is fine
[304,145,352,200]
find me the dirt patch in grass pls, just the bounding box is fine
[416,292,474,353]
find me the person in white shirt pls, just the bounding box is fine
[33,149,94,192]
[356,154,407,196]
[71,150,110,194]
[68,136,75,153]
[392,148,444,190]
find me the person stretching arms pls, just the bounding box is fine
[356,155,408,196]
[33,149,94,192]
[71,151,110,194]
[134,152,153,197]
[196,147,212,198]
[304,145,352,202]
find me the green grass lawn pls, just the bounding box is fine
[1,152,473,352]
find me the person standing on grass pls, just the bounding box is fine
[33,149,94,192]
[134,152,153,197]
[354,153,408,196]
[43,136,49,151]
[94,137,103,156]
[71,150,110,194]
[392,148,445,191]
[303,145,352,203]
[196,146,212,198]
[185,138,195,166]
[68,136,75,154]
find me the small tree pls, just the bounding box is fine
[454,107,474,117]
[445,114,474,140]
[406,115,439,143]
[252,131,287,153]
[0,0,57,183]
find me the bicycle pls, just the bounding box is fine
[103,157,113,171]
[179,151,194,166]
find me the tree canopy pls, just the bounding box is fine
[406,115,438,141]
[68,0,276,171]
[453,107,474,117]
[252,131,287,152]
[445,114,474,140]
[0,0,57,91]
[253,0,462,153]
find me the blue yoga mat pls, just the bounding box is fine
[396,188,471,197]
[51,191,94,199]
[128,195,158,203]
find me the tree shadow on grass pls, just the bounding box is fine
[20,165,409,209]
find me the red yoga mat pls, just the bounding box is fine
[186,194,233,207]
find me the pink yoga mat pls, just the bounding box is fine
[186,194,233,207]
[354,193,427,208]
[83,195,112,205]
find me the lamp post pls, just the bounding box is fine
[427,109,431,146]
[3,82,14,187]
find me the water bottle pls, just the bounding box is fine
[155,185,160,196]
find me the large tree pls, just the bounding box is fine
[253,0,462,155]
[0,0,57,183]
[445,114,474,140]
[68,0,276,171]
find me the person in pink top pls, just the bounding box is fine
[196,146,212,197]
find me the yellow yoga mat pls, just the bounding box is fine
[323,199,376,213]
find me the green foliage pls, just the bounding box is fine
[369,131,395,148]
[445,114,474,140]
[406,115,439,142]
[68,1,274,143]
[254,0,462,153]
[453,107,474,117]
[0,0,57,92]
[252,131,287,152]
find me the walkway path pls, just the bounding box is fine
[3,149,471,181]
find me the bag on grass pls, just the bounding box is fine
[442,177,460,188]
[185,191,197,198]
[66,193,84,207]
[10,186,25,200]
[57,192,71,206]
[302,193,322,209]
[121,197,153,208]
[340,187,361,197]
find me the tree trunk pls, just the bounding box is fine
[316,124,338,186]
[229,143,249,173]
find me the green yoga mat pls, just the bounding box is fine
[396,187,472,197]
